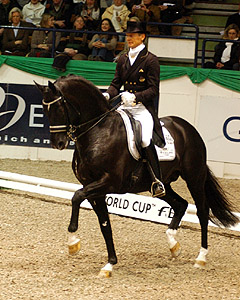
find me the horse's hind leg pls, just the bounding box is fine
[90,198,117,278]
[163,184,188,258]
[186,172,209,268]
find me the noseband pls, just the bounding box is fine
[42,91,121,142]
[43,96,68,133]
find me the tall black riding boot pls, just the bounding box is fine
[144,140,166,198]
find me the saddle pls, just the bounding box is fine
[122,109,143,157]
[117,108,176,162]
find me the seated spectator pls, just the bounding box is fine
[158,0,193,36]
[88,18,117,61]
[129,0,161,35]
[22,0,45,26]
[2,7,31,56]
[102,0,130,42]
[0,0,21,47]
[0,0,21,26]
[100,0,112,15]
[28,13,61,57]
[72,0,86,21]
[17,0,30,8]
[225,3,240,30]
[204,24,240,70]
[81,0,100,31]
[44,0,73,28]
[52,15,90,71]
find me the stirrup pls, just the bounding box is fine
[151,180,166,198]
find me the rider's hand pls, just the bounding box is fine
[121,92,136,107]
[102,92,110,101]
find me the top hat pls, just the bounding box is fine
[126,21,146,33]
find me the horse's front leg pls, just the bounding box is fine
[90,197,117,278]
[68,174,117,277]
[68,188,86,255]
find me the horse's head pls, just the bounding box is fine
[36,75,111,150]
[35,80,70,150]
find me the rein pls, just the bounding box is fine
[43,93,122,142]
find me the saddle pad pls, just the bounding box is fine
[117,108,176,161]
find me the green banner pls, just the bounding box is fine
[0,55,239,92]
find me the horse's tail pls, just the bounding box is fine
[205,167,238,227]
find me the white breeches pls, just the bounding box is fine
[121,103,153,148]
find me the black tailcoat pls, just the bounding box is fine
[107,47,163,142]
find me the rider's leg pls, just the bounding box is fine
[143,140,166,198]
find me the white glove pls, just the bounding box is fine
[102,92,110,101]
[121,91,136,107]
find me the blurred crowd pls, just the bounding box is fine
[0,0,239,70]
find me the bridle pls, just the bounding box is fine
[42,91,121,142]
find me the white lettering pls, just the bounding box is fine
[43,139,50,144]
[20,136,28,143]
[29,105,44,128]
[33,138,40,144]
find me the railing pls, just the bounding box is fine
[0,22,199,67]
[201,38,240,68]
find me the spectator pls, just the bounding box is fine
[0,0,21,26]
[129,0,161,35]
[88,18,117,61]
[28,13,61,57]
[100,0,112,15]
[2,7,31,56]
[52,15,90,71]
[17,0,30,8]
[0,0,21,47]
[102,0,130,42]
[158,0,193,36]
[204,24,240,70]
[81,0,100,31]
[44,0,73,28]
[72,0,86,21]
[22,0,45,26]
[225,3,240,30]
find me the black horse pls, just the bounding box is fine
[36,74,238,277]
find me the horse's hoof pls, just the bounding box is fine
[98,269,112,278]
[68,238,81,255]
[194,260,206,269]
[98,263,113,278]
[170,241,181,258]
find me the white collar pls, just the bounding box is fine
[129,43,145,57]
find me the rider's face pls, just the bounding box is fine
[126,33,145,49]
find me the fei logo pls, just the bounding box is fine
[0,86,26,132]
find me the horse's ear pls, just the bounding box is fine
[34,81,46,93]
[48,81,57,93]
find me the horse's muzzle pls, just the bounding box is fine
[51,134,69,150]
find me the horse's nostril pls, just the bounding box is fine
[58,141,66,150]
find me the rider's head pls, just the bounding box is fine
[126,21,146,50]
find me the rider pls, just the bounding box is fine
[103,21,165,198]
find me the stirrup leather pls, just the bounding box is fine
[151,180,166,198]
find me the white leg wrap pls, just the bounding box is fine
[166,229,178,249]
[98,263,113,278]
[194,247,208,268]
[101,263,113,272]
[196,247,208,262]
[68,233,79,245]
[68,233,81,255]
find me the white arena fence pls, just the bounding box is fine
[0,171,239,232]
